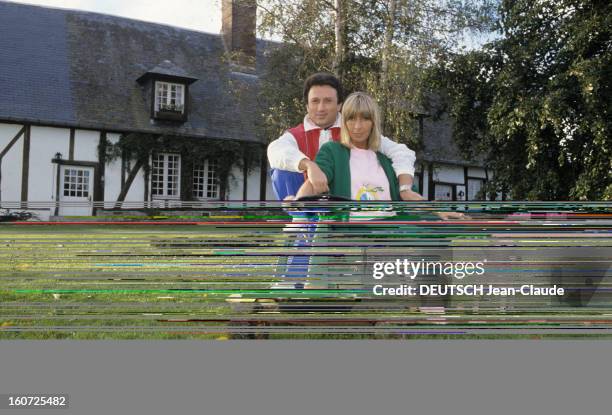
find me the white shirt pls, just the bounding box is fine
[349,147,397,220]
[267,114,416,177]
[350,147,392,201]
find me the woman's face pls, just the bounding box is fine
[346,115,373,149]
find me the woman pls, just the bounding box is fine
[290,92,461,293]
[296,92,401,201]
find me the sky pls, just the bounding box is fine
[6,0,493,48]
[6,0,223,34]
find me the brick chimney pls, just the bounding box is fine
[221,0,257,71]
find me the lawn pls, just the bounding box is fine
[1,220,611,339]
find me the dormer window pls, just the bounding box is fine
[136,60,198,123]
[155,81,185,118]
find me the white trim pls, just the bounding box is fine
[154,81,185,113]
[151,152,181,200]
[61,166,91,198]
[192,159,220,200]
[467,177,485,201]
[58,164,94,216]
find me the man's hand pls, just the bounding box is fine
[300,159,329,194]
[399,189,425,201]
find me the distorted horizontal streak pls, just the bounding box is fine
[2,201,610,339]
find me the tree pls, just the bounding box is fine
[435,0,611,200]
[256,0,498,150]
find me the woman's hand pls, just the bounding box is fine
[399,189,425,201]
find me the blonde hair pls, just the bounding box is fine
[340,92,382,151]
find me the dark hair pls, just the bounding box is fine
[303,72,344,104]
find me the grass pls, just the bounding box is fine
[1,224,610,340]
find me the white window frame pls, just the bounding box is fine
[154,81,185,113]
[434,183,454,201]
[61,166,92,199]
[151,153,181,200]
[467,177,485,201]
[193,159,220,200]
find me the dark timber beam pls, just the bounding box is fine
[464,167,469,201]
[69,128,75,160]
[20,125,30,203]
[94,132,107,215]
[115,159,144,208]
[242,154,248,200]
[259,144,267,201]
[428,162,434,201]
[0,125,25,160]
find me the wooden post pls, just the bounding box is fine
[20,125,30,204]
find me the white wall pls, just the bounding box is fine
[0,123,24,201]
[468,167,487,179]
[73,129,99,162]
[246,166,267,200]
[104,133,122,201]
[433,164,464,184]
[29,126,70,202]
[229,165,288,201]
[265,170,276,200]
[125,156,145,202]
[103,133,145,203]
[3,123,280,207]
[421,167,429,199]
[227,165,244,200]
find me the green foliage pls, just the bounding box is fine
[105,133,264,199]
[257,0,498,147]
[433,0,611,200]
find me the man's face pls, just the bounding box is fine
[306,85,342,128]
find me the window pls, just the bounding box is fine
[155,81,185,113]
[467,178,485,200]
[193,160,220,199]
[456,185,466,201]
[434,183,453,200]
[63,168,90,197]
[151,153,180,198]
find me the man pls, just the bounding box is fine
[265,73,462,293]
[267,72,423,201]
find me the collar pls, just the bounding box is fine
[303,113,342,132]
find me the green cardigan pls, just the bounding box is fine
[314,141,400,200]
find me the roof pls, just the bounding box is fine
[0,1,268,143]
[420,113,485,167]
[136,60,199,84]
